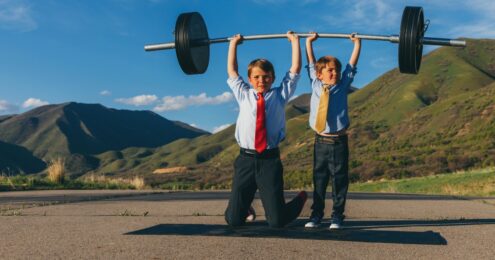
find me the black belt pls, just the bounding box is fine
[240,148,280,159]
[315,133,347,144]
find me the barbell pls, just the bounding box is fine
[144,6,466,75]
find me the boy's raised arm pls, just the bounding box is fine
[305,32,318,65]
[349,33,361,67]
[227,34,242,78]
[287,31,301,74]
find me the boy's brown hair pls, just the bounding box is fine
[248,58,275,79]
[315,55,342,75]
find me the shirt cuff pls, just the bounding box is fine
[346,64,357,73]
[287,71,300,80]
[305,63,315,69]
[227,76,242,84]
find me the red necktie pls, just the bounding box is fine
[255,92,267,153]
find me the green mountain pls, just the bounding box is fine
[0,140,46,174]
[89,89,357,182]
[1,39,493,189]
[89,95,311,178]
[0,115,15,123]
[345,38,495,180]
[103,38,494,188]
[0,102,208,176]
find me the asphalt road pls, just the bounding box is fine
[1,190,494,259]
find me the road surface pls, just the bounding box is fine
[1,190,494,259]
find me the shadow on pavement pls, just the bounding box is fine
[345,219,495,229]
[104,192,480,202]
[126,221,448,245]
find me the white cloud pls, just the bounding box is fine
[100,90,111,96]
[212,124,232,134]
[115,94,158,106]
[153,92,234,112]
[0,99,19,114]
[22,98,49,109]
[0,0,37,32]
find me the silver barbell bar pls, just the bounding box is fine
[144,33,466,51]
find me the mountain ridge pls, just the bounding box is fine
[1,39,493,187]
[0,102,208,175]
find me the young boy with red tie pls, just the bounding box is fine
[224,32,307,228]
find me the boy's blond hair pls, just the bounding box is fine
[315,55,342,75]
[247,59,275,79]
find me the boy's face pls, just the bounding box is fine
[248,67,274,93]
[317,62,340,86]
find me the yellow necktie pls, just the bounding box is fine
[315,84,330,133]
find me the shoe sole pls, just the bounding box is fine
[246,215,255,222]
[304,224,320,228]
[329,225,342,230]
[246,207,256,222]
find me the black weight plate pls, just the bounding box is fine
[399,7,412,73]
[175,13,190,73]
[399,6,424,74]
[409,7,423,74]
[414,8,424,73]
[175,12,209,74]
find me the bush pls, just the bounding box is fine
[47,158,66,184]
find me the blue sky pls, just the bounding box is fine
[1,0,494,133]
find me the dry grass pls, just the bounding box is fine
[442,180,495,196]
[83,174,146,190]
[130,176,146,190]
[153,166,188,174]
[47,158,65,184]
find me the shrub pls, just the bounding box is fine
[47,158,66,184]
[131,176,146,190]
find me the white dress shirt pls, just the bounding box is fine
[227,72,300,150]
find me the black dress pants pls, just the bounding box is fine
[224,148,303,228]
[310,134,349,219]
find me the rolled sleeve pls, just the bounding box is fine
[227,76,250,102]
[342,64,357,80]
[306,63,317,81]
[280,71,300,102]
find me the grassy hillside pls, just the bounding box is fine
[89,95,313,185]
[124,38,495,188]
[345,39,495,180]
[350,167,495,197]
[0,141,46,174]
[1,39,493,190]
[0,102,208,177]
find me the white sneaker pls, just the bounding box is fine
[304,216,322,228]
[329,216,344,230]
